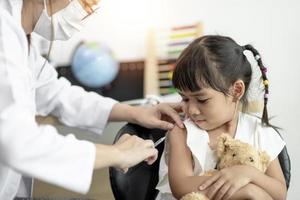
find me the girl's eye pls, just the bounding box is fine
[197,99,208,103]
[182,98,189,102]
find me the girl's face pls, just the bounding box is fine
[179,87,237,131]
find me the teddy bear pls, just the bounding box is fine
[180,134,270,200]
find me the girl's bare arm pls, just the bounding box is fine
[168,125,213,199]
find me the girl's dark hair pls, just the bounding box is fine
[26,34,31,52]
[172,35,270,126]
[26,34,31,44]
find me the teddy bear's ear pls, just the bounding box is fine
[259,151,271,172]
[217,134,233,157]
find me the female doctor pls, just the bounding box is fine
[0,0,184,199]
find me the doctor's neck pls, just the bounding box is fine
[21,0,42,34]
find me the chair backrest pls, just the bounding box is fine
[109,123,166,200]
[109,123,291,200]
[277,137,291,189]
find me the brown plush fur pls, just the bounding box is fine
[180,134,270,200]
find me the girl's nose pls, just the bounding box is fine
[188,103,200,116]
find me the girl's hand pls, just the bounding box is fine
[199,165,252,200]
[134,103,184,130]
[113,134,158,173]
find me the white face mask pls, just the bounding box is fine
[33,0,88,41]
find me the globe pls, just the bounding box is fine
[71,42,119,88]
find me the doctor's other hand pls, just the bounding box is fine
[79,0,100,7]
[113,134,158,173]
[134,102,184,130]
[109,134,158,173]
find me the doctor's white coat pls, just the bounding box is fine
[0,0,117,199]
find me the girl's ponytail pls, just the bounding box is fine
[243,44,269,126]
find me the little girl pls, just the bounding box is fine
[156,35,287,200]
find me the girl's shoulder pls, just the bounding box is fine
[183,118,208,135]
[239,112,280,136]
[182,119,213,171]
[183,118,209,146]
[238,112,285,161]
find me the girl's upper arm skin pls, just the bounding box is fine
[168,125,194,194]
[265,157,287,188]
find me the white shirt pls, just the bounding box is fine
[0,0,117,199]
[155,112,285,200]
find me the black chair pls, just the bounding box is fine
[278,141,291,189]
[109,123,291,200]
[109,123,166,200]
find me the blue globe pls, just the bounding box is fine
[71,42,119,88]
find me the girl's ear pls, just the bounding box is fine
[231,80,245,102]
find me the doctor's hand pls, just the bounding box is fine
[111,134,158,173]
[79,0,100,14]
[134,102,184,130]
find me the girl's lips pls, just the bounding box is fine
[193,119,206,125]
[191,119,207,129]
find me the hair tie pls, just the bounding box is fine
[264,93,269,99]
[263,79,269,86]
[261,67,267,73]
[255,55,261,61]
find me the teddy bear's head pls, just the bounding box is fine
[216,134,270,172]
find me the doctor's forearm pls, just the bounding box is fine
[108,103,138,123]
[94,144,119,169]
